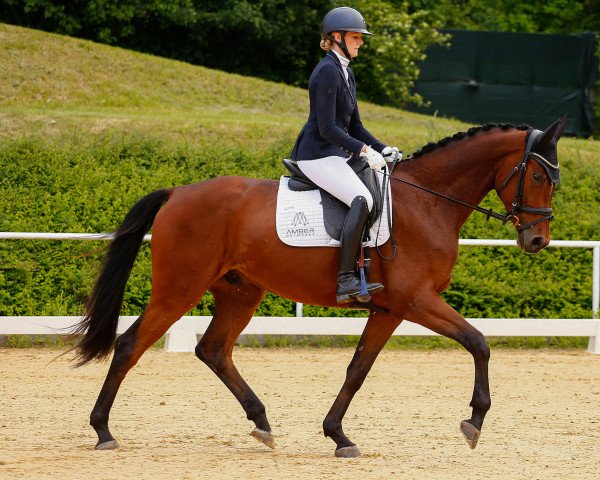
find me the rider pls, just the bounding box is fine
[290,6,400,304]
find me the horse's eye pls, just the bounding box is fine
[533,172,544,182]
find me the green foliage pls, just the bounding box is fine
[0,133,290,317]
[403,0,600,35]
[349,0,450,107]
[443,247,594,319]
[1,131,597,321]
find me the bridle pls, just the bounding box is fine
[381,128,559,233]
[494,128,559,232]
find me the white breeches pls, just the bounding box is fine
[297,156,374,212]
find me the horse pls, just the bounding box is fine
[72,118,567,458]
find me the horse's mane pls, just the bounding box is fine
[408,123,531,160]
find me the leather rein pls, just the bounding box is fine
[381,128,558,233]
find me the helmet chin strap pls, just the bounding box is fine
[328,32,351,61]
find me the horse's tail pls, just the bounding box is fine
[73,188,172,366]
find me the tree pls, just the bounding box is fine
[349,0,449,107]
[402,0,600,34]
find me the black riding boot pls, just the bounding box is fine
[336,196,384,304]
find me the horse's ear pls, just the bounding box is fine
[552,116,568,141]
[538,116,568,145]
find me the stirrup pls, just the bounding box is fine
[336,272,383,304]
[355,282,385,303]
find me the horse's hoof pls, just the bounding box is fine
[460,420,481,449]
[95,440,118,450]
[250,428,275,449]
[335,445,361,458]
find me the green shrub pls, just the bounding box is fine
[1,134,597,320]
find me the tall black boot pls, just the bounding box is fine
[336,196,384,304]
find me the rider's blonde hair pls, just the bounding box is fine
[320,33,333,51]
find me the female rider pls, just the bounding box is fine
[290,6,400,304]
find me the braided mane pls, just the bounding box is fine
[408,123,530,160]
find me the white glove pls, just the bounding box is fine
[382,146,402,162]
[361,146,386,170]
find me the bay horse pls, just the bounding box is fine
[73,118,567,457]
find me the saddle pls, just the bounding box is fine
[281,157,385,241]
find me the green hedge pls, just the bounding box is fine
[1,134,597,319]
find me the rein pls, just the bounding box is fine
[379,130,557,238]
[381,168,513,222]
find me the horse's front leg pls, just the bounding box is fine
[407,292,491,449]
[323,310,401,458]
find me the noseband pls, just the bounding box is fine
[495,129,559,232]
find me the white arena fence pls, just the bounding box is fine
[0,233,599,354]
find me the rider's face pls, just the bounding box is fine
[333,32,363,59]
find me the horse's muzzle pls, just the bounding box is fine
[517,230,549,253]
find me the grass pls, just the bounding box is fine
[0,23,465,155]
[1,334,589,350]
[235,334,589,350]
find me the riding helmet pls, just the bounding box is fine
[322,7,373,35]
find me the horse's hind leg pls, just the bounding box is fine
[194,272,274,449]
[90,293,207,449]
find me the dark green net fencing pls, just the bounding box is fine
[410,30,598,137]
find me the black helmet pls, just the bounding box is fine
[322,7,372,35]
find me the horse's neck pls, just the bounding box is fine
[401,130,524,227]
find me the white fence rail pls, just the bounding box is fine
[1,233,599,354]
[0,315,598,354]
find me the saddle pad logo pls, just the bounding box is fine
[287,211,314,237]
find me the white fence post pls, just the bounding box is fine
[164,316,197,352]
[588,320,600,354]
[593,245,599,319]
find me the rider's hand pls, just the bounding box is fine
[382,146,402,162]
[361,146,386,170]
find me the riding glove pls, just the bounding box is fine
[382,146,403,162]
[361,146,386,170]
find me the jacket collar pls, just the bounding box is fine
[330,49,350,68]
[326,52,354,96]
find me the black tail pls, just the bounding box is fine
[72,189,171,366]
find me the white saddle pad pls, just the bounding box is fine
[275,172,392,248]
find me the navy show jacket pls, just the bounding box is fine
[290,52,386,161]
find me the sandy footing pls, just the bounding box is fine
[1,348,598,479]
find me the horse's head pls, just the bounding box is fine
[495,117,567,253]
